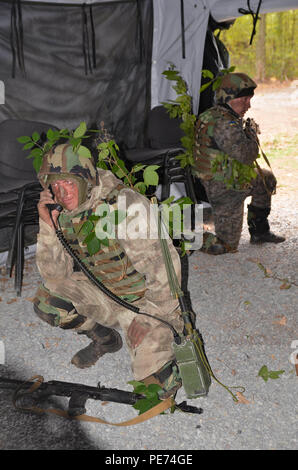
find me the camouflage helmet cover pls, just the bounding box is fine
[38,143,98,205]
[215,72,257,105]
[38,143,98,185]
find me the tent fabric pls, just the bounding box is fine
[0,0,153,149]
[0,1,138,5]
[151,0,209,116]
[8,0,298,10]
[0,0,296,150]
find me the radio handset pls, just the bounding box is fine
[46,184,63,213]
[46,203,63,212]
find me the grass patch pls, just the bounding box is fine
[261,133,298,171]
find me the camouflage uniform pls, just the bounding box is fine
[193,72,282,253]
[34,144,184,385]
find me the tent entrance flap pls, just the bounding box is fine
[151,0,209,115]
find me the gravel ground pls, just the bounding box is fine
[0,85,297,452]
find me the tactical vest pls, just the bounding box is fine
[58,185,146,303]
[193,106,233,180]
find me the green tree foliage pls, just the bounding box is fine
[17,125,92,173]
[220,10,298,81]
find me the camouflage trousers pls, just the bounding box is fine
[202,168,277,249]
[34,279,183,381]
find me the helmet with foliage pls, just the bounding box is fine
[38,143,98,206]
[215,72,257,105]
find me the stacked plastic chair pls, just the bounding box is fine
[123,106,198,203]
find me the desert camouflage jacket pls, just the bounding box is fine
[36,168,181,322]
[193,104,259,180]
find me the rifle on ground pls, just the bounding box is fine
[0,375,144,417]
[0,375,202,422]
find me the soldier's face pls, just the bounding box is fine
[51,179,79,211]
[229,95,253,117]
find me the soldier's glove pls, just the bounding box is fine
[244,118,260,140]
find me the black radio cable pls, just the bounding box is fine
[47,205,181,344]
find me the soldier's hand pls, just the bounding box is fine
[127,318,150,349]
[37,189,60,229]
[245,118,260,140]
[249,118,260,134]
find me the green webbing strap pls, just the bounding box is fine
[152,197,245,402]
[156,204,183,299]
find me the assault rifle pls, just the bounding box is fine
[0,376,145,417]
[0,376,202,419]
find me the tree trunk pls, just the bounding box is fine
[256,14,266,82]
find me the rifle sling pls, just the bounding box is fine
[254,135,273,196]
[12,375,175,426]
[254,159,271,196]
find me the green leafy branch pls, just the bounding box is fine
[161,66,205,253]
[97,139,159,196]
[160,195,194,256]
[258,365,285,382]
[199,65,236,94]
[211,152,258,190]
[161,65,236,169]
[18,117,194,257]
[161,65,196,168]
[128,380,175,415]
[255,261,297,288]
[77,204,127,256]
[81,133,159,255]
[17,121,92,173]
[19,120,160,256]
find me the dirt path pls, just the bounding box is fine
[248,81,298,141]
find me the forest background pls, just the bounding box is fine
[220,10,298,82]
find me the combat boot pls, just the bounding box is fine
[247,204,285,245]
[71,323,123,369]
[250,231,286,244]
[200,232,237,255]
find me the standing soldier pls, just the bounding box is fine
[193,72,285,255]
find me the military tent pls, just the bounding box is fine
[0,0,297,148]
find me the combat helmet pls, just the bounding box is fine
[215,72,257,105]
[38,143,98,206]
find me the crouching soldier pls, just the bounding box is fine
[33,143,184,399]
